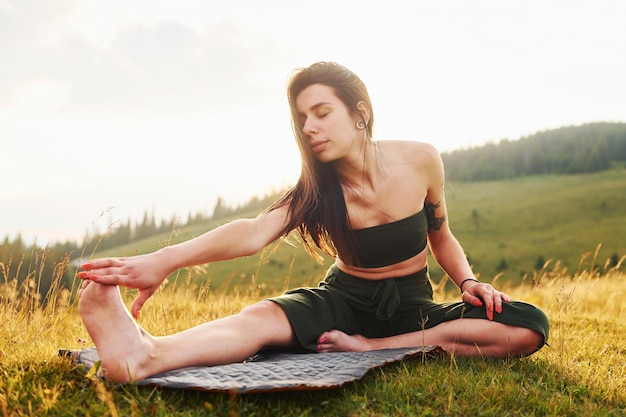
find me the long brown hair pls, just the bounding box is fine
[265,61,374,265]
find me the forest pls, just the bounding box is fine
[2,121,625,297]
[442,122,626,181]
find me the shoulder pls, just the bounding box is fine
[377,140,443,167]
[378,140,445,192]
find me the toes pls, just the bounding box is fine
[317,343,331,352]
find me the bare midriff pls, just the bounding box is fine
[334,247,429,280]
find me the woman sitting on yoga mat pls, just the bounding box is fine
[77,61,549,383]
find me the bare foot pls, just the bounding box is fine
[79,281,156,382]
[316,330,374,352]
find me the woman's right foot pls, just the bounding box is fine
[78,281,156,382]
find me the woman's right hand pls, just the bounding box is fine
[78,251,173,319]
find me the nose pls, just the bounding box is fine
[302,118,318,135]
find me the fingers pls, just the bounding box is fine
[81,258,125,271]
[77,270,126,286]
[131,291,153,319]
[464,284,509,321]
[77,258,130,285]
[462,292,484,307]
[483,293,496,321]
[77,271,97,281]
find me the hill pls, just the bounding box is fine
[440,167,625,283]
[442,122,626,181]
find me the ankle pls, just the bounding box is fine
[100,339,155,383]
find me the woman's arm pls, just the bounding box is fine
[158,205,290,270]
[422,145,474,284]
[78,205,290,317]
[422,145,510,320]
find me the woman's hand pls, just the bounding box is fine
[461,281,511,321]
[77,251,173,319]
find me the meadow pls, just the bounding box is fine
[0,245,624,416]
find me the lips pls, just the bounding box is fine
[310,140,327,153]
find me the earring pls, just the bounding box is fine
[356,120,366,130]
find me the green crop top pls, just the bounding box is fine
[352,208,428,268]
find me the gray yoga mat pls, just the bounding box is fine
[62,346,445,393]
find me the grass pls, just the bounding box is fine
[443,168,626,282]
[1,245,625,416]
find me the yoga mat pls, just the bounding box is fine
[61,346,445,393]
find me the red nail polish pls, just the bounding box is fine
[82,263,92,270]
[77,272,88,278]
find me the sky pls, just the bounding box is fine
[1,0,625,246]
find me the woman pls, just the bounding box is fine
[77,61,549,383]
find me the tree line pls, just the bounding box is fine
[442,122,626,181]
[0,235,77,301]
[1,190,283,300]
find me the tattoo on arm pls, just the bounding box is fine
[425,201,446,231]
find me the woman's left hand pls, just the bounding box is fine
[461,281,511,320]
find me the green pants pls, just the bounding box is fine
[270,264,549,352]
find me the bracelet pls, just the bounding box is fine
[459,278,479,292]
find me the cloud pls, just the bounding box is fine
[1,3,294,117]
[68,19,291,115]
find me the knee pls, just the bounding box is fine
[238,300,285,321]
[514,328,545,357]
[236,301,295,348]
[482,326,546,359]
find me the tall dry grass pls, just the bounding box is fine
[0,245,624,416]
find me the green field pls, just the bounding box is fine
[89,168,626,294]
[442,167,626,283]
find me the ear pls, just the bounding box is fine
[356,101,370,124]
